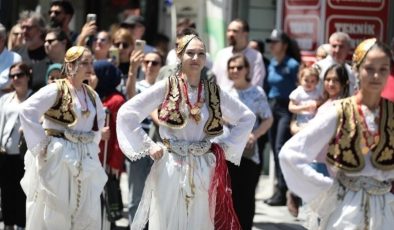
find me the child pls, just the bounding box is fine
[288,67,321,128]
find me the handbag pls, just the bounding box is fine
[18,132,28,159]
[103,173,124,222]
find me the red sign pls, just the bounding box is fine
[326,16,384,49]
[327,0,385,11]
[282,0,321,52]
[284,15,320,51]
[325,0,389,45]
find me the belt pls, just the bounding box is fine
[45,129,95,143]
[162,139,212,156]
[45,129,65,138]
[337,171,392,195]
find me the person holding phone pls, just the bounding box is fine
[76,13,97,48]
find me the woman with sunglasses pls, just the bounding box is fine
[117,35,255,230]
[0,62,33,230]
[226,53,273,229]
[111,28,142,99]
[279,38,394,229]
[19,46,107,230]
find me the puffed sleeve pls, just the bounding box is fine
[279,108,337,202]
[20,84,58,156]
[116,80,166,161]
[213,89,256,165]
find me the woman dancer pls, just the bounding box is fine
[20,46,107,230]
[117,35,255,230]
[279,38,394,229]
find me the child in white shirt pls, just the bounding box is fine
[289,67,321,127]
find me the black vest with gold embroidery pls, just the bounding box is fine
[44,79,98,129]
[326,97,394,172]
[158,75,223,137]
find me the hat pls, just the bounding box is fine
[121,15,145,27]
[45,63,63,82]
[352,38,377,68]
[266,29,290,43]
[64,46,86,63]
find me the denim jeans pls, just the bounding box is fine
[268,98,292,192]
[126,156,153,224]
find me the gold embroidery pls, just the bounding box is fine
[327,97,394,172]
[44,79,77,126]
[343,150,358,166]
[203,80,223,136]
[378,147,394,162]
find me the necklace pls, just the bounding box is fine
[181,74,204,123]
[356,100,380,155]
[74,85,90,118]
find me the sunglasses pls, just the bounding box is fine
[143,60,160,66]
[45,38,58,45]
[113,42,130,49]
[48,10,62,16]
[9,72,26,79]
[228,65,245,71]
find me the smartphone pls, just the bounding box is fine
[109,47,119,67]
[135,39,146,53]
[86,13,97,23]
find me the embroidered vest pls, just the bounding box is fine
[326,97,394,172]
[158,75,224,137]
[44,79,98,129]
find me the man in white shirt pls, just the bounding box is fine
[212,19,265,91]
[0,23,22,97]
[315,32,356,95]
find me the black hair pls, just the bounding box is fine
[251,39,265,54]
[9,62,33,88]
[323,64,350,99]
[46,27,72,49]
[232,18,249,32]
[50,0,74,16]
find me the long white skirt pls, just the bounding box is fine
[21,137,107,230]
[131,150,216,230]
[308,180,394,230]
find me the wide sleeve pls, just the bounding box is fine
[20,84,58,156]
[116,80,166,161]
[213,89,256,165]
[278,108,338,202]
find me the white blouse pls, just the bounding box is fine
[279,103,394,202]
[117,79,256,165]
[20,83,105,155]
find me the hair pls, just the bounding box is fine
[112,28,134,46]
[231,18,249,32]
[316,43,331,59]
[176,18,196,29]
[176,27,198,39]
[147,51,165,67]
[19,10,47,38]
[251,39,265,54]
[46,27,71,49]
[0,23,6,39]
[50,0,74,16]
[323,64,350,99]
[7,24,22,50]
[227,53,251,82]
[329,32,351,47]
[9,62,33,88]
[287,39,302,63]
[298,66,319,83]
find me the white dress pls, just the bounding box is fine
[20,83,107,230]
[117,79,255,230]
[279,101,394,230]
